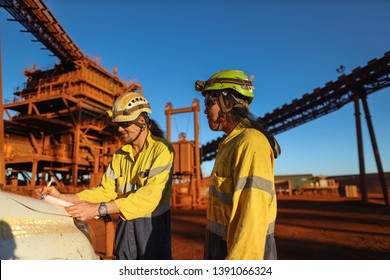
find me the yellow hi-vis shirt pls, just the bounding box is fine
[206,120,277,259]
[77,132,174,220]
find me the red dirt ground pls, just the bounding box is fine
[88,194,390,260]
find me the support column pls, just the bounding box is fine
[361,95,389,206]
[165,103,172,142]
[0,36,5,189]
[31,160,38,188]
[353,95,368,204]
[193,99,202,209]
[72,112,81,189]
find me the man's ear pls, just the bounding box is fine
[139,114,149,128]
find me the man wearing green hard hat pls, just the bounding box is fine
[195,69,281,260]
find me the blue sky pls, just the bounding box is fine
[1,0,389,177]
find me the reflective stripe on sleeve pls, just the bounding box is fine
[236,176,275,195]
[148,163,173,178]
[106,165,116,180]
[209,175,275,206]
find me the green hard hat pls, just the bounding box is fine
[195,70,255,103]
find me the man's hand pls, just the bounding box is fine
[33,185,61,199]
[65,201,99,221]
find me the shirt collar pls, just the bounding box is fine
[220,119,250,146]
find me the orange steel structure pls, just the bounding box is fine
[3,59,141,193]
[165,99,208,209]
[0,0,141,194]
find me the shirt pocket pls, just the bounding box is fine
[211,174,234,217]
[137,175,148,190]
[212,174,233,194]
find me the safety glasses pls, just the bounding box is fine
[204,98,216,109]
[115,121,133,128]
[204,93,220,110]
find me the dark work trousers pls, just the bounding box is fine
[204,230,228,260]
[114,210,172,260]
[204,230,277,260]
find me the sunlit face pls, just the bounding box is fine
[203,92,221,131]
[116,120,143,144]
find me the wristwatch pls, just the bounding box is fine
[98,202,108,217]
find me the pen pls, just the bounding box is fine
[40,181,53,200]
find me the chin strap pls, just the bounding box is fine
[131,115,148,130]
[216,113,225,131]
[215,91,246,131]
[129,115,149,141]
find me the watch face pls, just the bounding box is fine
[99,203,107,216]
